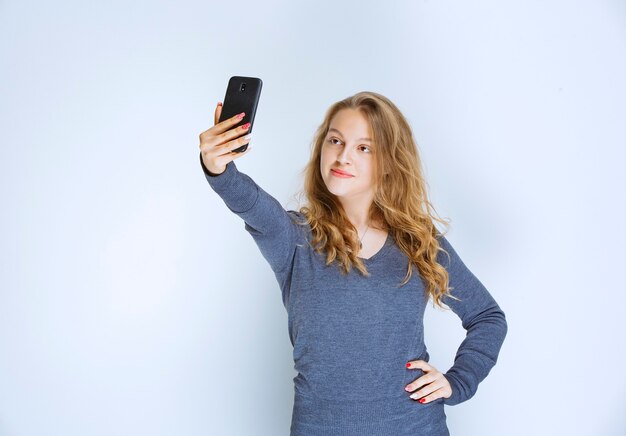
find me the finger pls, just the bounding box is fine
[200,121,251,150]
[200,111,245,139]
[222,140,253,163]
[214,101,223,125]
[208,134,252,158]
[226,133,253,152]
[233,142,253,156]
[408,381,441,401]
[211,111,246,135]
[409,382,438,401]
[406,360,432,371]
[411,387,448,404]
[411,391,433,403]
[404,372,437,393]
[209,141,253,170]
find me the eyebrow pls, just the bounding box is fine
[328,128,371,142]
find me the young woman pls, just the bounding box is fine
[198,91,508,435]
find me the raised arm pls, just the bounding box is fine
[436,235,508,406]
[198,103,305,306]
[201,156,305,293]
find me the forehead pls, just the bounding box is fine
[328,108,372,140]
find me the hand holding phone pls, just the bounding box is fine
[198,76,262,175]
[199,106,253,175]
[218,76,262,153]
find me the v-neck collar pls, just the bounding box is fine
[357,232,393,262]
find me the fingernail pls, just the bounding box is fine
[406,362,411,368]
[243,134,252,141]
[237,112,245,119]
[217,102,222,106]
[418,398,426,403]
[242,122,251,130]
[404,386,411,392]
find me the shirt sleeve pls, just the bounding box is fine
[436,234,508,406]
[200,153,305,307]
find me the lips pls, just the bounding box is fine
[331,168,354,177]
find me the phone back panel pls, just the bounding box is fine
[219,76,262,132]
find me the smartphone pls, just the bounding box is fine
[218,76,263,153]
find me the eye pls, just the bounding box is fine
[328,137,342,145]
[359,145,371,153]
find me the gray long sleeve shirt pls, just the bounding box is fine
[201,156,508,435]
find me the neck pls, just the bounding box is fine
[338,195,380,230]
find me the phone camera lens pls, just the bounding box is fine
[240,83,246,92]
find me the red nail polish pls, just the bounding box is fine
[237,112,245,119]
[242,122,251,130]
[418,398,425,403]
[217,102,222,106]
[406,363,411,368]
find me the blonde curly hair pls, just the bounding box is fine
[293,91,458,309]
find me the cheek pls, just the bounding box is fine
[319,152,329,173]
[320,150,332,167]
[362,165,376,185]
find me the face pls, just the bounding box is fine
[320,108,376,203]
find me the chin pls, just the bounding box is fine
[326,186,351,198]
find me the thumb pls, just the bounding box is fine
[214,101,223,126]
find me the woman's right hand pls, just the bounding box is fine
[199,102,253,175]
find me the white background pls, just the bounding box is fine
[1,0,625,435]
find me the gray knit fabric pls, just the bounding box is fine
[201,156,508,435]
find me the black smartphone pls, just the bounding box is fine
[218,76,262,153]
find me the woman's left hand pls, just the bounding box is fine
[404,360,453,404]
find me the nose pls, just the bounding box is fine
[336,144,352,165]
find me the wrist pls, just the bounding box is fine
[199,153,225,177]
